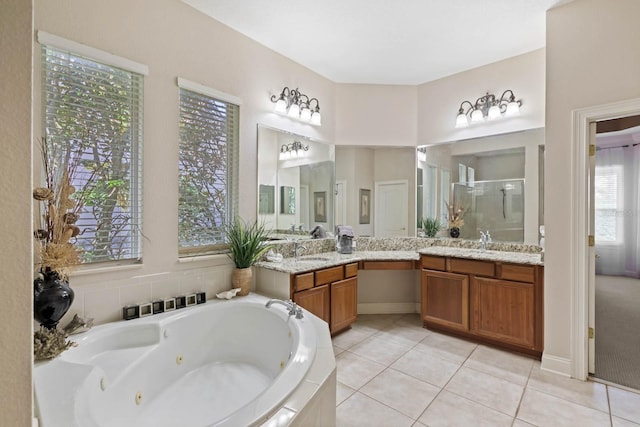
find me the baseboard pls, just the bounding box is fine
[357,303,418,314]
[541,353,572,377]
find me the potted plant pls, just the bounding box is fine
[224,217,273,296]
[422,217,442,238]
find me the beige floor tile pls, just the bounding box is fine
[463,345,534,386]
[517,388,611,426]
[336,382,356,405]
[609,386,640,424]
[414,332,477,364]
[331,328,372,350]
[527,366,609,412]
[349,334,414,366]
[391,347,461,387]
[336,351,386,390]
[512,419,537,427]
[333,345,346,357]
[444,366,524,416]
[360,368,440,419]
[336,392,414,427]
[378,322,431,344]
[418,390,513,427]
[613,416,640,427]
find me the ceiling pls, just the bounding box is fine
[183,0,572,85]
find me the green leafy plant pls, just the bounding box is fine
[422,217,442,238]
[224,218,273,268]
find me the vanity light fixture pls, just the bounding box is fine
[270,87,322,126]
[455,90,521,128]
[279,140,309,160]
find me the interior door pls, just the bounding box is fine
[335,180,346,226]
[299,185,309,230]
[375,180,409,237]
[588,121,597,374]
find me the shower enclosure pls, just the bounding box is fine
[451,178,525,242]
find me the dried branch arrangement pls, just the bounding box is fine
[445,201,466,228]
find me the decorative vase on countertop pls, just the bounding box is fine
[449,227,460,238]
[34,268,75,330]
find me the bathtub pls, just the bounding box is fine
[34,294,336,427]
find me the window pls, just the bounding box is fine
[178,80,239,256]
[594,164,622,243]
[424,165,438,219]
[41,43,144,264]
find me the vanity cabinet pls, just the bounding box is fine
[421,270,469,332]
[420,255,543,355]
[291,262,358,335]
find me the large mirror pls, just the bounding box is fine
[416,128,544,244]
[257,125,335,236]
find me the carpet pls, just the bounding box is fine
[595,275,640,390]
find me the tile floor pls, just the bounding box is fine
[332,313,640,427]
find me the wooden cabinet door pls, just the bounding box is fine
[294,285,330,324]
[473,277,535,348]
[330,277,358,333]
[421,269,469,331]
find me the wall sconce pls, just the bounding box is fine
[279,140,309,160]
[270,87,322,126]
[455,90,521,128]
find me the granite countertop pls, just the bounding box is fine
[255,250,420,274]
[256,245,543,273]
[419,247,543,266]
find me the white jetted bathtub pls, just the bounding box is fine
[34,295,336,427]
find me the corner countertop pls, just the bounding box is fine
[255,246,542,274]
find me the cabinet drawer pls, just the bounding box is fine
[345,262,358,278]
[421,255,446,271]
[293,272,315,292]
[315,266,344,285]
[500,263,535,283]
[449,258,495,277]
[362,260,415,270]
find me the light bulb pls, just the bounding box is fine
[300,107,312,121]
[455,113,469,128]
[470,109,484,123]
[288,103,300,118]
[274,98,287,114]
[505,101,520,116]
[311,111,322,126]
[487,105,501,120]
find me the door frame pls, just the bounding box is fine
[335,180,347,226]
[571,97,640,380]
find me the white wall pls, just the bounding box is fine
[1,1,34,424]
[418,49,545,145]
[335,84,418,147]
[544,0,640,374]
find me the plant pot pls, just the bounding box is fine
[232,267,252,296]
[34,269,75,330]
[449,227,460,238]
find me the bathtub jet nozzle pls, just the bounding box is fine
[265,299,304,319]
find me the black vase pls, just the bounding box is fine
[34,269,75,330]
[449,227,460,238]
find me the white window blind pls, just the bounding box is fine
[41,45,144,264]
[178,86,239,256]
[594,164,622,243]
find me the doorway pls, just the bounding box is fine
[374,180,408,237]
[590,117,640,389]
[335,180,346,226]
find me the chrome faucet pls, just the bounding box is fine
[290,224,296,233]
[265,299,304,319]
[479,230,491,251]
[294,241,307,260]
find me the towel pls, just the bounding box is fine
[335,225,354,237]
